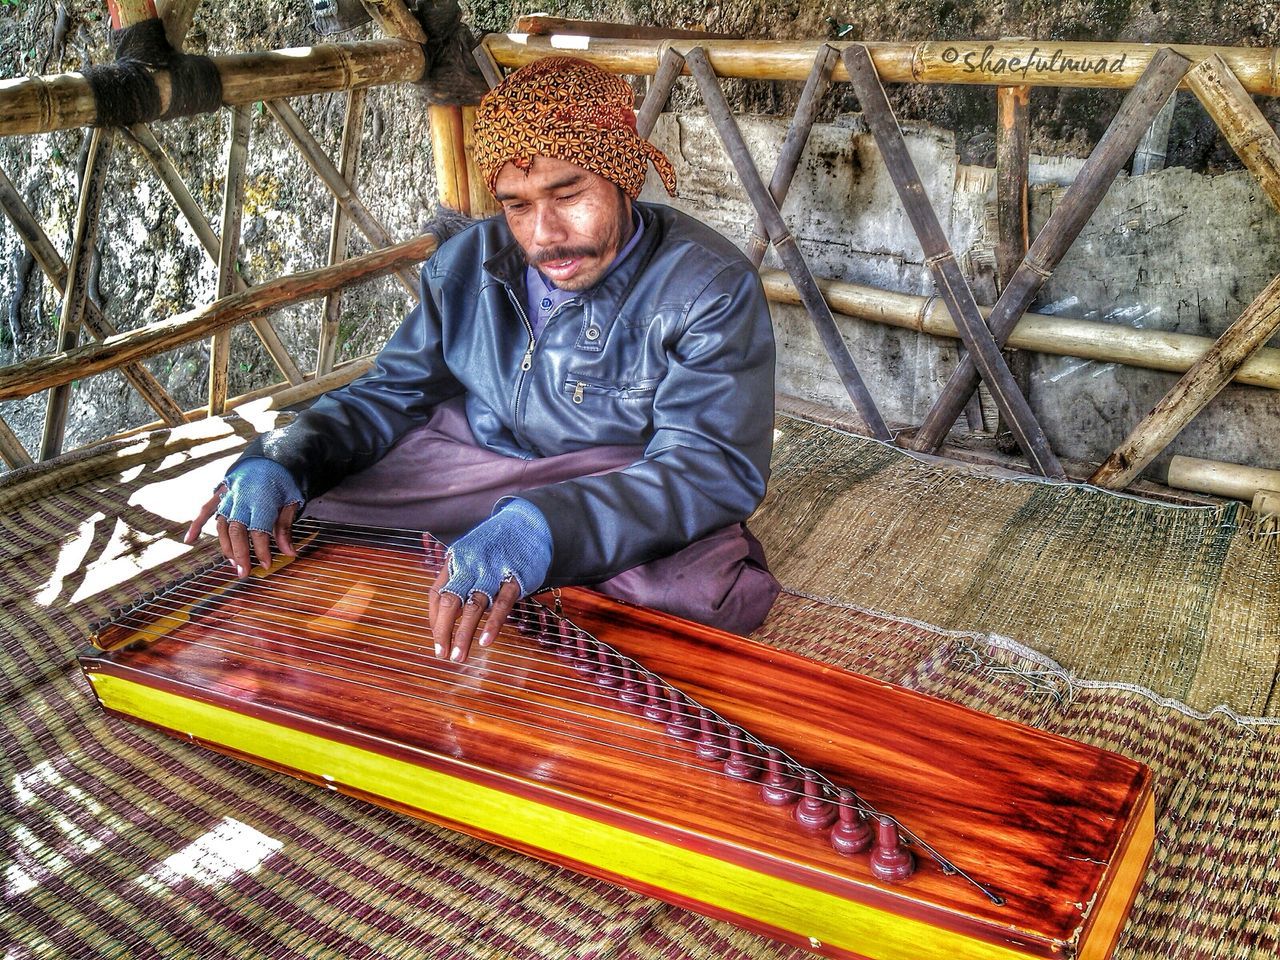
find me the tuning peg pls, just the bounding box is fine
[830,789,873,855]
[870,817,916,882]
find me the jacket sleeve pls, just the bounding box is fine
[236,262,464,500]
[518,263,775,585]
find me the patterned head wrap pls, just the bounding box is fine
[471,56,677,200]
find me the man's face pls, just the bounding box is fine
[494,156,633,292]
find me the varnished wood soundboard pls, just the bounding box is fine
[79,529,1153,960]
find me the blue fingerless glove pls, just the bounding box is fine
[443,498,552,602]
[217,457,305,532]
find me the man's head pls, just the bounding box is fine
[471,57,678,290]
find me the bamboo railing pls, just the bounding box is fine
[759,271,1280,389]
[0,40,426,136]
[0,234,436,402]
[1,13,1277,493]
[0,0,435,468]
[478,28,1280,491]
[481,35,1280,94]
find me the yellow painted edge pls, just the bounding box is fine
[89,673,1043,960]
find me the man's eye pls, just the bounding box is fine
[504,203,529,214]
[556,192,581,203]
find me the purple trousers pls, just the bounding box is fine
[304,398,781,635]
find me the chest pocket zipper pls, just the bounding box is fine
[572,382,585,404]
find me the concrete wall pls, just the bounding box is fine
[641,112,1280,478]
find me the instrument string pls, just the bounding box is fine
[101,539,730,725]
[112,573,981,886]
[104,567,749,751]
[124,534,897,814]
[106,591,741,763]
[100,519,1002,903]
[107,569,864,818]
[103,608,821,806]
[111,530,948,853]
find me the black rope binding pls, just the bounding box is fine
[82,18,223,127]
[411,0,490,105]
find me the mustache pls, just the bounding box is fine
[527,245,600,265]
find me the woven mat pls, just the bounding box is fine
[4,411,1279,959]
[753,412,1280,717]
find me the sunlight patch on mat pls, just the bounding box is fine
[6,760,109,897]
[134,817,282,893]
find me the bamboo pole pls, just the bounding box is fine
[844,43,1062,477]
[361,0,428,42]
[1254,489,1280,515]
[38,0,166,458]
[995,83,1031,437]
[228,357,374,413]
[122,123,305,384]
[995,85,1030,284]
[0,39,425,137]
[513,15,738,40]
[472,42,505,89]
[636,47,686,138]
[758,269,1280,389]
[209,104,250,417]
[107,0,157,28]
[41,127,114,460]
[110,355,378,441]
[1088,57,1280,489]
[0,234,437,402]
[684,45,890,440]
[462,105,500,217]
[482,35,1280,96]
[0,414,33,468]
[1186,54,1280,212]
[318,88,368,376]
[156,0,200,49]
[2,244,1277,437]
[910,48,1190,454]
[0,161,185,425]
[1090,273,1280,488]
[745,44,837,269]
[1167,455,1280,501]
[462,33,502,217]
[429,104,470,213]
[266,99,420,297]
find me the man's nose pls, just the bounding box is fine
[531,205,568,246]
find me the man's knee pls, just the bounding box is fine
[593,524,781,635]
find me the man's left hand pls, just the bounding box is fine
[429,499,552,662]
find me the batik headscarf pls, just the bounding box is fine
[471,56,678,200]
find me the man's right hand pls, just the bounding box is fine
[185,458,305,577]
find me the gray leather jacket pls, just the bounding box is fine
[242,202,776,585]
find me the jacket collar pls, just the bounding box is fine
[483,203,663,320]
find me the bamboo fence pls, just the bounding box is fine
[0,11,1276,493]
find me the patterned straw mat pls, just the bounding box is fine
[3,408,1278,959]
[755,409,1280,718]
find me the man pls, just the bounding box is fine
[187,56,779,660]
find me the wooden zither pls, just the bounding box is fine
[79,521,1154,960]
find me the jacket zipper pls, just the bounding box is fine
[506,290,536,435]
[507,288,585,435]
